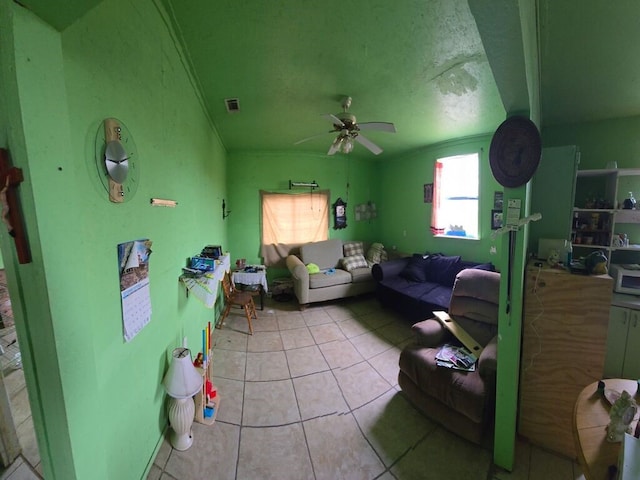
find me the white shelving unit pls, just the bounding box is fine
[572,168,640,268]
[574,169,640,380]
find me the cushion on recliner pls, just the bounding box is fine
[398,345,488,423]
[412,318,449,347]
[451,269,500,305]
[449,297,499,326]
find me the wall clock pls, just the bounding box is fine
[333,197,347,229]
[94,118,139,203]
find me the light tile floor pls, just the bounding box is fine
[0,311,41,479]
[148,294,587,480]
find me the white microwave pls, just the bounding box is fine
[609,264,640,295]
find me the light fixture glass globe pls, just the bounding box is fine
[343,137,354,154]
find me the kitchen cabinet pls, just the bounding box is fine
[518,263,613,459]
[603,295,640,379]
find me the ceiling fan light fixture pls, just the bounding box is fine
[296,97,395,156]
[342,137,354,154]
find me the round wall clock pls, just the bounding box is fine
[489,116,541,188]
[94,118,139,203]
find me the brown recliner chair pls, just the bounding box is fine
[398,268,500,445]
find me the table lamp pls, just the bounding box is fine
[162,347,203,450]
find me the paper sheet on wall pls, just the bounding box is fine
[118,239,153,342]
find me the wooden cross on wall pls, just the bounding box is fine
[0,149,31,264]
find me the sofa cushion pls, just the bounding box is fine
[343,241,365,257]
[308,268,352,288]
[342,254,368,272]
[400,255,431,282]
[425,255,461,286]
[350,266,374,284]
[300,239,343,270]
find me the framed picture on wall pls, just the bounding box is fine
[491,209,503,230]
[424,183,433,203]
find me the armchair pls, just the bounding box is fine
[398,268,500,445]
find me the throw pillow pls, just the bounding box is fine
[399,255,431,282]
[343,241,364,257]
[366,242,387,265]
[427,255,462,286]
[341,254,368,272]
[306,263,320,274]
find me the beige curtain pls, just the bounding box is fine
[260,190,329,267]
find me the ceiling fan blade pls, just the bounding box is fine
[355,134,383,155]
[328,137,342,155]
[358,122,396,133]
[294,131,332,145]
[322,114,345,128]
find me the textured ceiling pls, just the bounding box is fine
[162,0,506,159]
[19,1,640,158]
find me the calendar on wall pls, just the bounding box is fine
[117,239,153,342]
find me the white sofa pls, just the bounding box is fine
[285,239,379,309]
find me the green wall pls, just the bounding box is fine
[226,151,382,278]
[543,115,640,170]
[0,1,227,478]
[377,135,504,263]
[544,116,640,249]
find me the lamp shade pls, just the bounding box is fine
[163,348,203,399]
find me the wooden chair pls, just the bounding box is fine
[220,272,258,334]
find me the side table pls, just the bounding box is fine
[573,378,639,480]
[232,266,268,310]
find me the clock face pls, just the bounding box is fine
[94,118,139,203]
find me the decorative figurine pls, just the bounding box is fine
[606,390,637,443]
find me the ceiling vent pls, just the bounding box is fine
[224,98,240,113]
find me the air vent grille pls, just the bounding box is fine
[224,98,240,113]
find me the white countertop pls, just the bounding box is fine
[612,292,640,309]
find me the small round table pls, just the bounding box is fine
[232,266,268,310]
[573,378,639,480]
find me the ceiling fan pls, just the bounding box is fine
[295,96,396,155]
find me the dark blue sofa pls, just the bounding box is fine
[371,253,495,321]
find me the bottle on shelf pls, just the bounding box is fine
[565,241,573,266]
[623,192,637,210]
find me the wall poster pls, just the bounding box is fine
[118,239,153,342]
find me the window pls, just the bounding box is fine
[430,153,479,239]
[260,190,329,265]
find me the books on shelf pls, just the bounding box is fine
[436,343,477,372]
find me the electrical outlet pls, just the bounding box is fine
[490,246,497,255]
[403,230,407,237]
